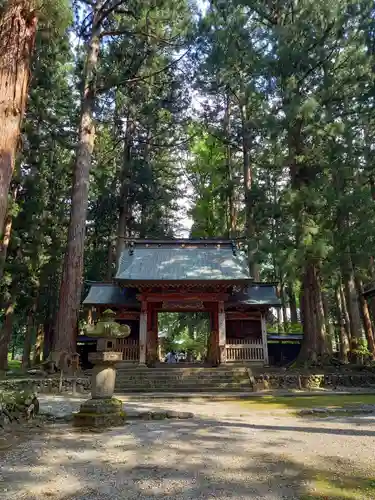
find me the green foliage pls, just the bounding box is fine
[3,0,375,366]
[159,312,210,358]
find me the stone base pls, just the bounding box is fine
[73,397,125,428]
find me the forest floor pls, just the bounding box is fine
[0,395,375,499]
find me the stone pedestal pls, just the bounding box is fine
[73,397,124,427]
[89,351,122,399]
[74,351,125,428]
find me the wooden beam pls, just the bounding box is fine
[138,292,229,302]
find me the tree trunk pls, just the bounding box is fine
[22,292,38,370]
[338,281,351,341]
[240,101,258,279]
[280,283,288,332]
[321,290,333,354]
[43,321,53,360]
[0,286,17,370]
[342,262,364,348]
[356,277,375,360]
[288,282,298,323]
[297,262,324,362]
[0,1,37,237]
[336,285,349,362]
[106,239,114,280]
[22,310,34,370]
[0,184,18,280]
[116,113,134,264]
[33,325,43,365]
[223,94,236,237]
[53,6,102,356]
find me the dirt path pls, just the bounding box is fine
[0,395,374,499]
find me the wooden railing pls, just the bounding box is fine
[116,338,139,361]
[225,337,264,362]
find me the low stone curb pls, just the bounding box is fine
[41,409,195,423]
[126,410,194,420]
[298,404,375,416]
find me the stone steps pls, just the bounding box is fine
[114,366,253,393]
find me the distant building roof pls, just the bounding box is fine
[228,284,281,307]
[115,239,251,284]
[82,283,139,307]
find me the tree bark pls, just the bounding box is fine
[297,262,325,362]
[356,277,375,360]
[53,4,103,356]
[342,262,364,348]
[33,325,43,365]
[240,99,258,279]
[106,239,114,280]
[42,321,53,360]
[223,93,236,237]
[339,281,351,341]
[336,285,349,362]
[0,284,17,370]
[0,1,37,238]
[116,112,134,263]
[22,311,34,370]
[0,183,18,280]
[22,291,39,370]
[322,291,334,354]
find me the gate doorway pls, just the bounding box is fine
[158,312,210,364]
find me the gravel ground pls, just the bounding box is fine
[0,395,374,500]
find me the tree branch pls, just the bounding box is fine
[96,0,136,25]
[102,48,191,90]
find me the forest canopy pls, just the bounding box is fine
[1,0,375,369]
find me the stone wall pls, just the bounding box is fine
[253,373,375,390]
[0,377,90,394]
[2,371,375,394]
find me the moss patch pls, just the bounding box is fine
[301,474,375,499]
[232,394,375,412]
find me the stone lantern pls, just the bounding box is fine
[74,309,131,427]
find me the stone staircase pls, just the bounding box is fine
[114,365,255,393]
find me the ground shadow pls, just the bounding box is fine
[0,409,374,500]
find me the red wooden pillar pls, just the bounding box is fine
[208,302,219,366]
[218,300,227,363]
[139,301,147,364]
[146,303,158,366]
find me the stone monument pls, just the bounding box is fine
[74,309,131,427]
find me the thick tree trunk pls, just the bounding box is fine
[336,286,349,362]
[0,184,18,280]
[0,286,17,370]
[22,292,38,370]
[53,7,102,355]
[22,310,34,370]
[288,282,298,323]
[223,94,236,237]
[0,1,37,237]
[43,321,53,360]
[298,262,325,362]
[342,262,364,348]
[356,277,375,360]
